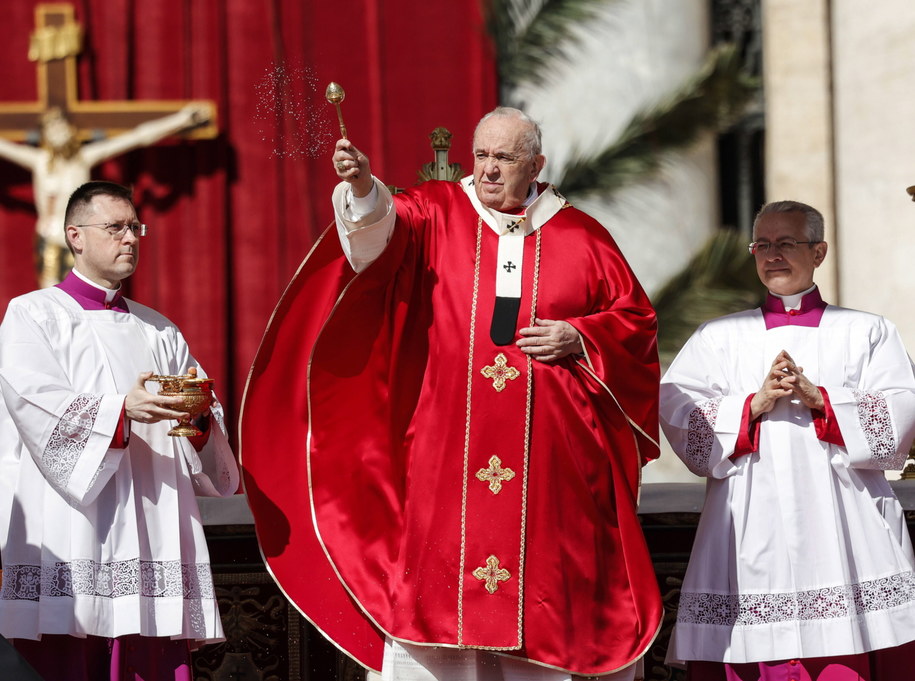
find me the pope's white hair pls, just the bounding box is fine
[473,107,542,159]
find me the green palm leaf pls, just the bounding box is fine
[485,0,620,92]
[481,2,764,355]
[653,229,765,365]
[556,44,759,199]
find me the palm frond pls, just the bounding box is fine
[484,0,621,92]
[653,229,764,365]
[556,43,759,199]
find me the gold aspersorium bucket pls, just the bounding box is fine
[148,371,215,437]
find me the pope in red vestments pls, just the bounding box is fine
[241,108,662,677]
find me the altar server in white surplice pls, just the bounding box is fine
[0,181,238,681]
[660,200,915,681]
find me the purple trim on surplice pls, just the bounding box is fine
[56,271,129,313]
[762,287,826,330]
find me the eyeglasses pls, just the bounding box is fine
[76,222,147,238]
[748,238,819,255]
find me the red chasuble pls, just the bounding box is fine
[241,180,662,675]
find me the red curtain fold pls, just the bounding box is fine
[0,0,497,433]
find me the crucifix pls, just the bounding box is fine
[0,3,219,287]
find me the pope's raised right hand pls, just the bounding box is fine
[333,139,373,197]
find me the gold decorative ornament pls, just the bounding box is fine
[429,126,452,150]
[29,19,82,63]
[456,222,539,646]
[475,455,516,494]
[480,353,520,392]
[472,555,511,594]
[418,127,464,183]
[324,82,348,139]
[149,368,214,437]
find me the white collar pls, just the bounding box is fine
[769,283,817,311]
[460,177,568,236]
[72,267,121,303]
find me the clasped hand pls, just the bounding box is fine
[750,350,823,419]
[516,319,583,362]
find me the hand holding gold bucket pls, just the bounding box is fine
[148,368,214,437]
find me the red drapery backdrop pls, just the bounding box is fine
[0,0,497,432]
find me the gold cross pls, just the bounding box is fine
[0,4,216,143]
[472,555,511,594]
[475,455,515,494]
[480,353,520,392]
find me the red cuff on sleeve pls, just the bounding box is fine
[812,387,845,446]
[732,393,761,458]
[187,413,212,452]
[111,403,130,449]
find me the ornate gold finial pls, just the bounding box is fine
[475,455,516,494]
[29,20,82,63]
[480,353,521,392]
[418,127,464,182]
[429,127,453,151]
[472,555,511,594]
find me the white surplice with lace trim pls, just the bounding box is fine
[0,286,238,643]
[660,304,915,664]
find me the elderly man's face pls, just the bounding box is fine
[472,116,545,212]
[753,211,826,296]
